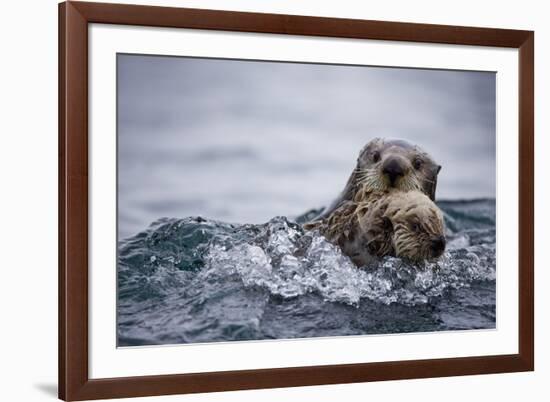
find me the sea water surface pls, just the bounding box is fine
[117,198,496,346]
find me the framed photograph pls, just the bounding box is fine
[59,1,534,400]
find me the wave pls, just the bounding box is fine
[117,199,496,345]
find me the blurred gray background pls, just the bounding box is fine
[118,54,496,239]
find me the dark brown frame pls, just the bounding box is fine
[59,1,534,400]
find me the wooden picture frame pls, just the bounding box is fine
[59,1,534,400]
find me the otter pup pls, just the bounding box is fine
[318,138,441,220]
[304,190,446,267]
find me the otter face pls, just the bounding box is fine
[383,192,446,261]
[354,138,441,201]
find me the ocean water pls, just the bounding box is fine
[117,198,496,346]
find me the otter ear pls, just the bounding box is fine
[426,165,441,201]
[358,138,382,160]
[428,179,437,201]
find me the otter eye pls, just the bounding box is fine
[413,158,423,170]
[372,151,381,163]
[411,223,421,232]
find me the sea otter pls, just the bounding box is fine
[318,138,441,220]
[304,190,446,267]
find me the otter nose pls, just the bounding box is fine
[382,158,405,185]
[431,236,446,256]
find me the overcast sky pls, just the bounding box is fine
[117,54,496,238]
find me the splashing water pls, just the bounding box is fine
[118,199,496,346]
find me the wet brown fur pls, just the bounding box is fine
[304,190,445,267]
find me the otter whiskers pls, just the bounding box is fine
[355,168,386,192]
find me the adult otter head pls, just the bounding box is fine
[354,138,441,200]
[317,138,441,220]
[380,191,446,261]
